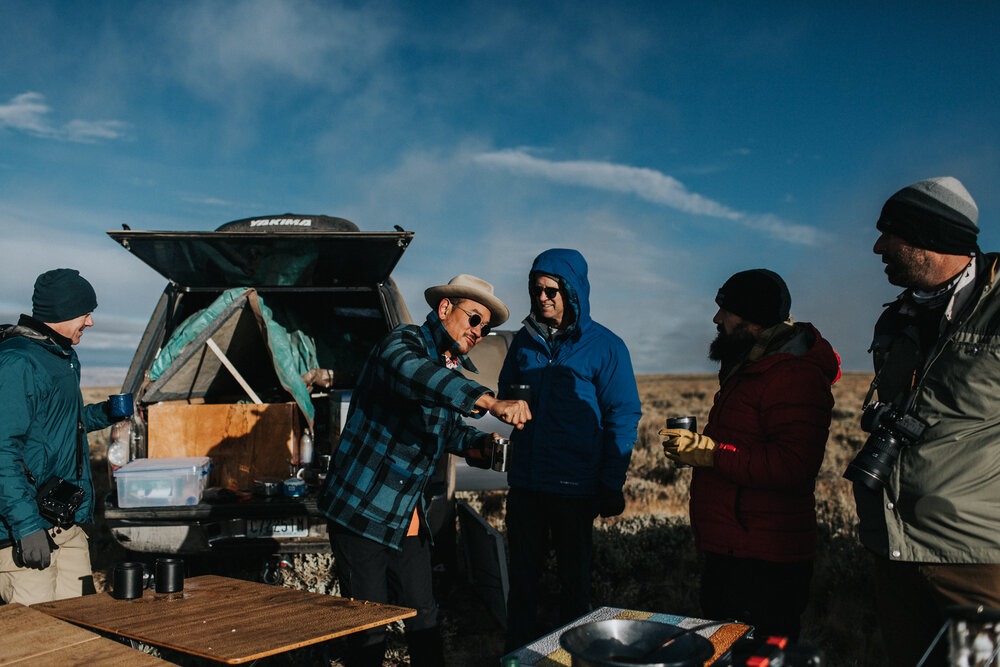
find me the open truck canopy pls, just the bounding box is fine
[102,214,419,554]
[107,225,412,289]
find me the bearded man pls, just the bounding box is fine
[660,269,840,641]
[850,177,1000,666]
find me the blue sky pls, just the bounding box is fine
[2,1,999,385]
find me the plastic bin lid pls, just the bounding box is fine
[115,456,212,475]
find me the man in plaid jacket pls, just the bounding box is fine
[318,274,530,667]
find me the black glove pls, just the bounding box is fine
[15,529,53,570]
[597,485,626,518]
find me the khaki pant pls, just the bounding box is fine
[874,555,1000,667]
[0,525,92,605]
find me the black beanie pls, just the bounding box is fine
[715,269,791,327]
[31,268,98,323]
[876,176,979,255]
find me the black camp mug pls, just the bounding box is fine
[507,384,531,402]
[112,562,145,600]
[154,557,184,594]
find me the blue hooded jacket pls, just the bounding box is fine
[498,249,641,496]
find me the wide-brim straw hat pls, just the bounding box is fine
[424,274,509,327]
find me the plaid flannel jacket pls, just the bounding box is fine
[317,312,492,548]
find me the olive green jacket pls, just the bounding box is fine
[854,253,1000,563]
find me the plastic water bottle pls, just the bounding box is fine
[299,429,314,467]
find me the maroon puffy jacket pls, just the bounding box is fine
[691,322,840,563]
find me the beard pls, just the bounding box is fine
[708,322,758,364]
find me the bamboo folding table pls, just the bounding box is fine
[31,574,415,664]
[0,602,171,665]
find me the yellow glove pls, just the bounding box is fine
[659,428,718,467]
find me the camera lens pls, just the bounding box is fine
[843,430,902,492]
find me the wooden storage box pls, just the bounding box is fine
[146,402,304,491]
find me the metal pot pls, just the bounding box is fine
[559,619,714,667]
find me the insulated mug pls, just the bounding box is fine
[491,437,510,473]
[507,384,531,402]
[666,416,697,469]
[112,562,145,600]
[666,416,697,432]
[154,557,184,594]
[108,393,134,420]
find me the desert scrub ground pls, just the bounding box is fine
[81,373,883,666]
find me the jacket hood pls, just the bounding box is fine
[1,316,72,356]
[747,322,841,385]
[529,248,591,332]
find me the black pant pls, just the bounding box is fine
[504,487,596,652]
[329,522,445,667]
[699,551,813,643]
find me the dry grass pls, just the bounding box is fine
[82,374,884,665]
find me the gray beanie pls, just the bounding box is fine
[876,176,979,255]
[32,268,98,323]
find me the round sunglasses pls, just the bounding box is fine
[451,302,492,336]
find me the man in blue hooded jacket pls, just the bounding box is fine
[499,248,642,650]
[0,268,118,605]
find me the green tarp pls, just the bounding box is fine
[147,288,317,427]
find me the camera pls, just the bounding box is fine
[843,401,927,492]
[36,477,85,529]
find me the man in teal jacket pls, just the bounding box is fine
[0,269,116,605]
[499,248,642,651]
[851,177,1000,665]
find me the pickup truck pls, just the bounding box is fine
[102,214,511,557]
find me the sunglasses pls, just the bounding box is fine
[451,302,492,336]
[530,285,560,300]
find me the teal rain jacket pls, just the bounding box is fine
[0,319,112,544]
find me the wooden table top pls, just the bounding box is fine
[31,574,416,665]
[0,602,170,666]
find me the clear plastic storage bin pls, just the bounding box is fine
[114,456,212,508]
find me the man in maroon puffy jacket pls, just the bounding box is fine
[660,269,840,641]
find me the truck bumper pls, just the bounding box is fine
[102,496,330,554]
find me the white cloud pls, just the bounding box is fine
[0,92,51,134]
[63,119,129,143]
[473,149,826,246]
[163,0,397,95]
[179,194,244,208]
[0,92,127,143]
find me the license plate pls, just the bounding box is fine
[246,517,309,538]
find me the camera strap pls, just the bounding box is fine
[865,366,922,418]
[867,307,927,413]
[76,419,84,478]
